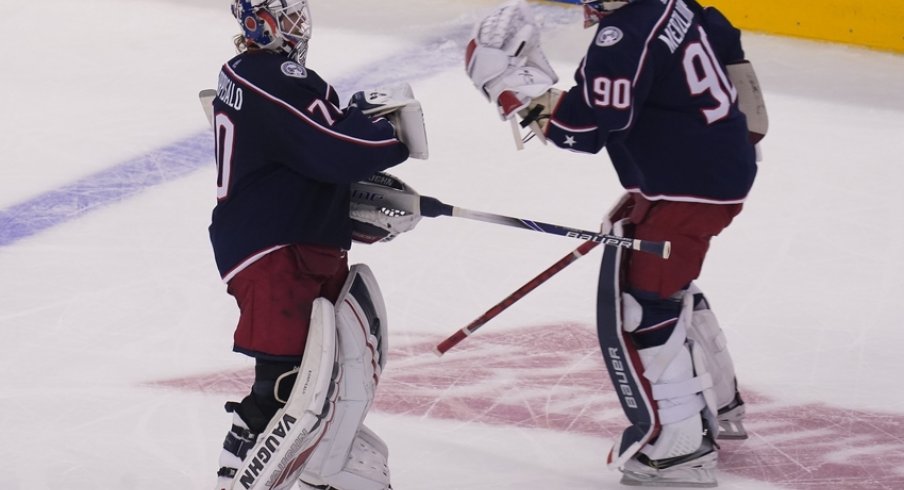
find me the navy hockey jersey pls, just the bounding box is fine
[547,0,756,203]
[209,50,409,280]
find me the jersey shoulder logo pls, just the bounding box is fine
[280,61,308,79]
[595,26,624,47]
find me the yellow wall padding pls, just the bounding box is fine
[702,0,904,53]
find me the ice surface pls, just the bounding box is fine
[1,1,903,489]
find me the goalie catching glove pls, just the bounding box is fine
[465,0,560,146]
[349,173,422,244]
[349,83,429,159]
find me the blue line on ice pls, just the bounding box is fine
[0,5,577,247]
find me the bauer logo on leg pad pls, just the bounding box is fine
[607,347,639,409]
[595,220,659,467]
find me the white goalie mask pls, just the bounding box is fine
[581,0,632,28]
[232,0,313,65]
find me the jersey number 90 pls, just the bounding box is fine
[591,26,737,125]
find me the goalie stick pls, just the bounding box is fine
[199,89,216,126]
[352,175,670,259]
[418,196,670,259]
[434,240,599,356]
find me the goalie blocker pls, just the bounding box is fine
[727,60,769,144]
[349,83,429,160]
[218,265,392,490]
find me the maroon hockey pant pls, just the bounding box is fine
[625,196,742,299]
[227,244,349,360]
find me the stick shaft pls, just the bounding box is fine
[434,240,600,356]
[419,196,670,259]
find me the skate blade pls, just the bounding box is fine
[619,452,718,488]
[620,475,717,488]
[717,418,748,440]
[620,468,717,488]
[717,403,749,440]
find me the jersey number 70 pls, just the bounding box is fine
[214,113,235,200]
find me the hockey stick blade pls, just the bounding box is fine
[419,196,670,259]
[434,240,600,356]
[199,89,216,127]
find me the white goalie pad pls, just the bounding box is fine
[683,284,739,412]
[335,263,388,401]
[727,61,768,143]
[299,264,391,490]
[230,298,339,490]
[600,284,719,472]
[622,294,719,448]
[350,83,429,160]
[300,425,390,490]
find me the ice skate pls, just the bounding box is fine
[298,482,392,490]
[620,429,718,488]
[214,401,260,490]
[716,391,747,440]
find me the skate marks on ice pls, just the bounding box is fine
[150,323,904,489]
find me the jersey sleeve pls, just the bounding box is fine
[699,6,745,63]
[266,73,410,184]
[544,58,611,154]
[228,56,410,185]
[545,23,648,154]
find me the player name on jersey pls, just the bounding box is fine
[218,71,244,111]
[658,0,695,53]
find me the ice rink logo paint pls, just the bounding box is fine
[151,323,904,490]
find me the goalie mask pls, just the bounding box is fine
[231,0,313,65]
[581,0,632,28]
